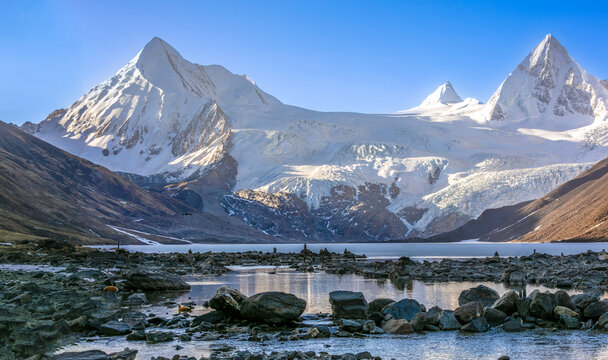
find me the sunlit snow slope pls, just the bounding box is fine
[26,34,608,240]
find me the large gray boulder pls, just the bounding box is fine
[438,310,460,330]
[208,286,247,317]
[461,317,490,332]
[458,285,499,307]
[240,291,306,324]
[125,271,190,291]
[329,291,368,319]
[455,301,484,324]
[584,300,608,319]
[492,290,519,314]
[382,298,423,321]
[368,298,395,313]
[529,291,558,319]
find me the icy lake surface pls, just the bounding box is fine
[57,266,608,359]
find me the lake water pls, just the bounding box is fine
[57,266,608,359]
[96,241,608,260]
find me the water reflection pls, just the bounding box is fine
[180,267,591,312]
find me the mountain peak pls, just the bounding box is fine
[419,81,463,107]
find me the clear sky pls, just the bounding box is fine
[1,0,608,125]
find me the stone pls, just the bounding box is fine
[191,311,225,326]
[410,312,430,332]
[553,306,579,318]
[340,319,363,332]
[108,349,138,360]
[595,312,608,331]
[583,300,608,319]
[516,297,532,318]
[382,298,423,321]
[458,285,499,307]
[53,350,110,360]
[381,318,414,334]
[125,271,190,291]
[329,291,368,319]
[572,293,599,310]
[438,310,460,330]
[484,307,507,326]
[361,320,377,333]
[502,317,522,332]
[454,301,484,324]
[558,314,580,329]
[240,291,306,324]
[426,306,443,326]
[126,293,147,304]
[368,298,395,314]
[556,278,573,288]
[208,286,246,317]
[529,292,558,319]
[461,317,490,332]
[100,321,131,336]
[145,331,174,343]
[555,290,576,311]
[492,290,519,314]
[126,330,146,341]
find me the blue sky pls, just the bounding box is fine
[1,0,608,125]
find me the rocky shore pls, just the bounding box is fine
[1,240,608,359]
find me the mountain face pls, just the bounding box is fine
[483,34,608,129]
[24,35,608,242]
[431,154,608,242]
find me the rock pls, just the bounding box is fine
[53,350,109,360]
[381,318,414,334]
[502,316,522,332]
[454,301,484,324]
[583,300,608,319]
[191,311,224,326]
[329,291,368,319]
[492,290,519,314]
[438,310,460,330]
[558,314,580,329]
[458,285,499,307]
[340,319,363,332]
[556,278,573,288]
[100,321,132,336]
[426,306,443,326]
[382,298,423,321]
[461,317,490,332]
[361,319,378,333]
[126,330,146,341]
[126,293,147,304]
[368,298,395,314]
[410,312,430,332]
[208,286,246,317]
[240,291,306,324]
[484,307,507,326]
[146,331,174,343]
[516,297,532,318]
[108,349,138,360]
[555,290,576,311]
[553,306,579,318]
[572,293,599,310]
[529,292,558,319]
[595,312,608,331]
[125,271,190,291]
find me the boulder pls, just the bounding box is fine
[572,293,599,310]
[99,321,131,336]
[438,310,460,330]
[458,285,499,307]
[329,291,368,319]
[240,291,306,324]
[502,317,522,332]
[492,290,519,314]
[208,286,246,317]
[426,306,443,326]
[126,293,147,305]
[529,292,558,319]
[595,312,608,331]
[145,331,174,343]
[516,297,532,318]
[382,299,423,321]
[191,310,225,326]
[339,319,363,332]
[454,301,484,324]
[558,314,580,329]
[553,306,579,319]
[583,300,608,319]
[125,271,190,291]
[484,307,507,326]
[368,298,395,313]
[555,290,576,311]
[381,318,414,334]
[461,317,490,332]
[410,312,430,332]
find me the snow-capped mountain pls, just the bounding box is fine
[24,34,608,241]
[483,34,608,129]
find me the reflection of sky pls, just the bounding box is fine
[177,267,591,313]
